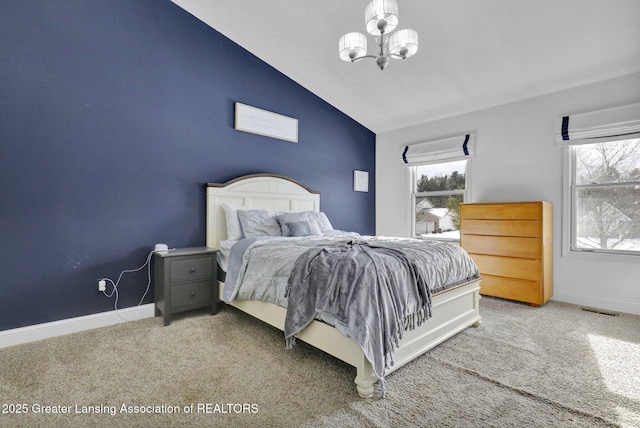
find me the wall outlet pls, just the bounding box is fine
[98,279,106,292]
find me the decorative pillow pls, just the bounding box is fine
[221,203,244,240]
[238,209,282,237]
[276,211,333,236]
[286,220,323,237]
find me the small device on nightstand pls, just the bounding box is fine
[153,247,219,326]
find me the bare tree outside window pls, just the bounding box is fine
[573,138,640,253]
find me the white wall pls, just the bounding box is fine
[376,72,640,315]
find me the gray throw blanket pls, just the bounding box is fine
[284,240,434,397]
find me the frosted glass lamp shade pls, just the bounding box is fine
[339,32,367,61]
[388,29,419,58]
[365,0,399,35]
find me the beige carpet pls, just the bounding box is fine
[1,297,639,427]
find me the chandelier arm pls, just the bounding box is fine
[351,55,379,63]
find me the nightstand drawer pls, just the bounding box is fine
[170,257,213,283]
[171,281,213,308]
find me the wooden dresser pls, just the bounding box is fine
[460,201,553,306]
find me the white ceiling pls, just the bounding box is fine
[172,0,640,134]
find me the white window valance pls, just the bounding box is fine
[401,133,475,166]
[554,103,640,147]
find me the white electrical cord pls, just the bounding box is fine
[99,250,155,321]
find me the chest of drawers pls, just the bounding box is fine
[460,202,553,306]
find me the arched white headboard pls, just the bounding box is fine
[206,174,321,249]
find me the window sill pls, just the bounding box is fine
[414,235,460,244]
[563,248,639,265]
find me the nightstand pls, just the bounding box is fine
[153,247,219,326]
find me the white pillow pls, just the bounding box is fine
[221,203,244,240]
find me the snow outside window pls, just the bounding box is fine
[412,160,468,240]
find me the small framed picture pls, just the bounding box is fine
[353,170,369,192]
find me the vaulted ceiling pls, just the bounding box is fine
[172,0,640,134]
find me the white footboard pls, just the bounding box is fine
[219,278,481,397]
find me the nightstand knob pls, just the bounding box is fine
[190,268,196,272]
[190,292,196,297]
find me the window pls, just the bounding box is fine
[402,133,475,239]
[412,160,468,240]
[569,138,640,255]
[555,103,640,256]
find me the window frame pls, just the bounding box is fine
[409,160,472,242]
[562,143,640,258]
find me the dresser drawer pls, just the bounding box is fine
[170,257,213,283]
[470,254,540,281]
[461,219,542,237]
[480,275,541,304]
[171,281,213,308]
[461,202,542,220]
[462,235,541,259]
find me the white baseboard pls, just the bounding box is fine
[552,291,640,316]
[0,304,155,349]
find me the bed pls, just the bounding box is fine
[206,173,482,397]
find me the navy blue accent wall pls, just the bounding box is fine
[0,1,375,331]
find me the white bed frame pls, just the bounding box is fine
[206,173,482,397]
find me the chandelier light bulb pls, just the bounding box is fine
[339,32,368,62]
[365,0,399,36]
[388,29,419,59]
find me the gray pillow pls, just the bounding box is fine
[276,211,333,236]
[238,209,282,237]
[286,220,323,237]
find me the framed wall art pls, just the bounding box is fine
[234,102,298,143]
[353,170,369,192]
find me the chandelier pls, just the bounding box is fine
[339,0,418,71]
